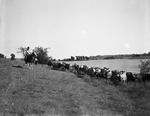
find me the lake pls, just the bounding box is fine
[65,59,148,73]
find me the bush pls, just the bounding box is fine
[139,59,150,75]
[0,53,5,58]
[18,46,51,64]
[10,53,15,60]
[34,47,50,64]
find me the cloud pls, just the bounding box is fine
[124,43,130,49]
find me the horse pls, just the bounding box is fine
[24,51,37,69]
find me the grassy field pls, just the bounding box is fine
[0,58,150,116]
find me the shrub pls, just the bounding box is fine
[18,46,51,64]
[10,53,15,60]
[139,59,150,75]
[0,53,5,58]
[34,46,50,64]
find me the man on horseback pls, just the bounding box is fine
[25,46,33,61]
[24,46,38,69]
[25,47,31,57]
[25,46,37,61]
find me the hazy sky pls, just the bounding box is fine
[0,0,150,59]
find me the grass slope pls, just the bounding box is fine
[0,58,150,116]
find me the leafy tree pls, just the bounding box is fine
[18,46,51,64]
[10,53,15,60]
[33,46,50,64]
[18,47,27,57]
[139,60,150,75]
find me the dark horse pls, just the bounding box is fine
[24,51,37,69]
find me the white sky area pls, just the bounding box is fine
[0,0,150,59]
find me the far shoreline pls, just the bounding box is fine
[61,53,150,61]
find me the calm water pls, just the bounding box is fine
[66,59,148,73]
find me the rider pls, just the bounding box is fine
[25,46,31,59]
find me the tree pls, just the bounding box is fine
[18,46,51,64]
[18,47,27,57]
[71,56,75,61]
[10,53,15,60]
[139,60,150,75]
[34,46,50,64]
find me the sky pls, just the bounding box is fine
[0,0,150,59]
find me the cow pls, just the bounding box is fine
[87,67,96,77]
[126,72,135,83]
[133,73,143,82]
[52,62,63,70]
[95,67,101,79]
[62,62,70,71]
[120,71,127,82]
[47,60,53,67]
[72,64,79,72]
[99,67,109,79]
[82,65,89,74]
[34,57,38,65]
[142,74,150,82]
[110,70,121,85]
[106,69,112,80]
[69,64,76,73]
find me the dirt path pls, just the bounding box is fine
[0,59,132,116]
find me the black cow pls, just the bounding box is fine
[47,60,53,67]
[87,67,95,77]
[110,70,121,85]
[126,72,135,83]
[63,63,70,71]
[100,67,110,79]
[142,74,150,82]
[133,74,143,82]
[52,62,63,70]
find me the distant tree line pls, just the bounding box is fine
[62,56,89,61]
[61,52,150,61]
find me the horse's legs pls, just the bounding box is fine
[24,62,28,68]
[28,63,34,70]
[27,63,30,70]
[30,63,33,70]
[25,62,31,70]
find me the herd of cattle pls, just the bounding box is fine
[47,61,150,85]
